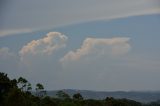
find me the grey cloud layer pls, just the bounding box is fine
[0,47,14,58]
[0,47,19,77]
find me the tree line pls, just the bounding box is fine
[0,72,160,106]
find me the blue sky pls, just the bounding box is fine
[0,0,160,91]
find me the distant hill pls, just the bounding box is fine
[47,89,160,103]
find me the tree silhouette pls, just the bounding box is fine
[73,93,83,100]
[27,83,32,91]
[1,72,156,106]
[35,83,46,97]
[56,90,70,100]
[17,77,28,91]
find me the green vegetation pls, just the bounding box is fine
[0,72,160,106]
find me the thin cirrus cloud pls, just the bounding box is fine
[0,29,33,37]
[60,37,131,62]
[19,32,68,60]
[0,0,160,37]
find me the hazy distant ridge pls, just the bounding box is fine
[47,89,160,103]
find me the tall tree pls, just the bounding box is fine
[73,93,83,100]
[56,90,70,100]
[17,77,28,91]
[35,83,46,97]
[27,83,32,91]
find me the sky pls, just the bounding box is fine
[0,0,160,91]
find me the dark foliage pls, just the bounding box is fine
[0,72,160,106]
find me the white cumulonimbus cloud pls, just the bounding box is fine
[19,32,68,59]
[60,37,131,62]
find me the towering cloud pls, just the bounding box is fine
[19,32,68,60]
[60,37,130,62]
